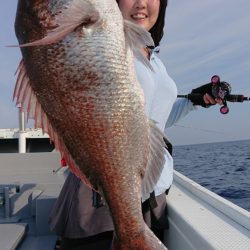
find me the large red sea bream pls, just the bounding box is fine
[13,0,167,249]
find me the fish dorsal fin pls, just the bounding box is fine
[124,20,154,70]
[13,59,93,189]
[141,120,166,202]
[15,0,100,47]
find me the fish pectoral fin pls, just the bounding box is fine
[15,0,100,48]
[124,20,154,71]
[141,120,166,202]
[13,59,93,190]
[14,59,38,121]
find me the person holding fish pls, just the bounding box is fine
[43,1,222,250]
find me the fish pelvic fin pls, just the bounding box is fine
[124,20,154,71]
[13,0,100,47]
[13,59,92,189]
[141,120,166,202]
[112,226,168,250]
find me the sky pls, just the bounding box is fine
[0,0,250,146]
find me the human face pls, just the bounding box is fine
[118,0,160,31]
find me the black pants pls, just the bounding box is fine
[60,192,168,250]
[60,228,165,250]
[60,231,113,250]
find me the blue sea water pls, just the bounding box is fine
[173,139,250,211]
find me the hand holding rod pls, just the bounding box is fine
[177,75,250,114]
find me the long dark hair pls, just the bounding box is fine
[150,0,168,46]
[116,0,168,47]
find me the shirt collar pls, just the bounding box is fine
[149,46,160,60]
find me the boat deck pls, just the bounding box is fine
[0,152,63,250]
[0,152,249,250]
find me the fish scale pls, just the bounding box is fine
[14,0,168,249]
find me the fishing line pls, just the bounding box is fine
[173,124,224,134]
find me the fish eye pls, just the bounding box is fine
[73,15,101,34]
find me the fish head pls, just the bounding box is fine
[15,0,125,50]
[15,0,129,85]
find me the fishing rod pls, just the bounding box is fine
[178,75,250,114]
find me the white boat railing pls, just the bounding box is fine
[165,171,250,250]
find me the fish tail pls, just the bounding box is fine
[112,226,168,250]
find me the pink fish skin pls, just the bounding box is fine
[14,0,167,249]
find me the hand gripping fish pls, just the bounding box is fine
[14,0,168,249]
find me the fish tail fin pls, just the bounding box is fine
[141,120,167,202]
[10,0,100,48]
[112,226,168,250]
[124,20,154,71]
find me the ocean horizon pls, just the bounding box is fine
[173,139,250,211]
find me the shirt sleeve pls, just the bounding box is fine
[164,98,197,130]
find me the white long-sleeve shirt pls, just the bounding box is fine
[134,47,196,196]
